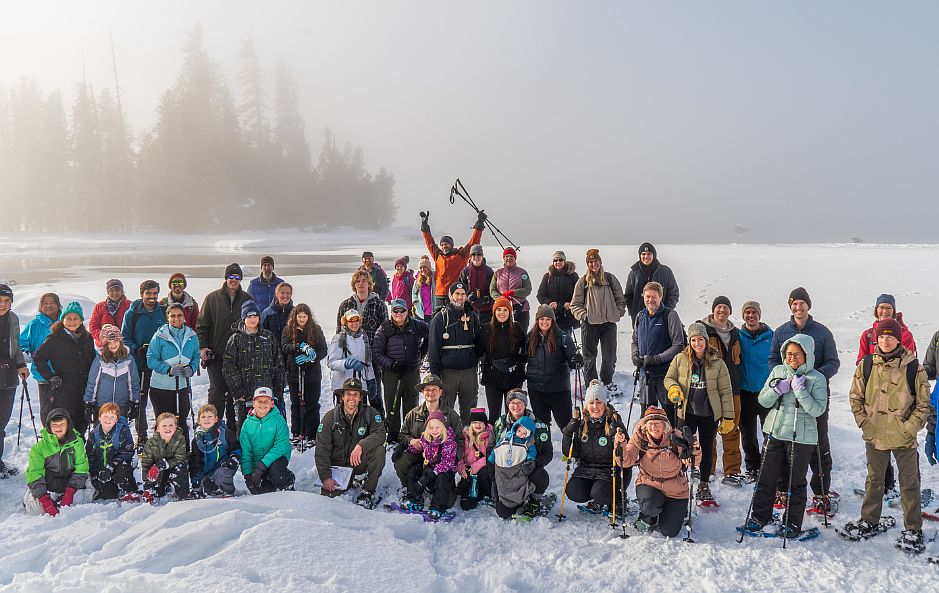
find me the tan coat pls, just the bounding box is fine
[570,272,626,325]
[663,350,734,420]
[622,416,702,499]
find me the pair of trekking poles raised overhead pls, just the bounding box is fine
[448,178,520,253]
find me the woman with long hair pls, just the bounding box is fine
[525,305,579,431]
[282,303,328,448]
[475,296,526,424]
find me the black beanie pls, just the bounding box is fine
[788,287,811,309]
[638,242,657,258]
[225,263,243,278]
[0,284,12,301]
[711,295,732,314]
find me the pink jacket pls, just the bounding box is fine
[389,270,415,303]
[456,427,492,475]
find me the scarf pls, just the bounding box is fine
[339,325,371,365]
[106,298,121,319]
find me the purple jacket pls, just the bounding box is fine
[410,427,458,474]
[372,317,429,374]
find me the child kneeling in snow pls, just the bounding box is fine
[488,415,539,519]
[24,409,93,516]
[190,404,241,497]
[86,402,139,501]
[140,412,190,502]
[240,387,295,494]
[406,410,457,517]
[456,408,492,510]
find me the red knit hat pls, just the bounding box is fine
[503,247,517,259]
[875,318,902,340]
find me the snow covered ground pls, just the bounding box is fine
[1,231,938,592]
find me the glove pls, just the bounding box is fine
[169,365,187,376]
[642,354,657,367]
[301,344,316,360]
[245,471,262,491]
[717,418,735,435]
[221,454,240,471]
[773,377,791,395]
[926,434,937,467]
[295,354,309,365]
[84,402,95,424]
[420,211,431,233]
[146,464,160,482]
[98,466,113,482]
[502,290,515,298]
[181,365,194,378]
[344,358,358,370]
[48,376,63,390]
[299,342,309,351]
[39,494,59,517]
[351,359,366,373]
[128,401,139,420]
[59,487,77,508]
[155,459,170,472]
[790,374,806,391]
[392,361,407,374]
[667,385,684,404]
[570,352,584,369]
[134,345,148,358]
[563,416,582,436]
[474,210,487,231]
[519,459,536,476]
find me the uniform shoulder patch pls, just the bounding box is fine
[375,415,382,422]
[317,424,324,432]
[521,274,528,280]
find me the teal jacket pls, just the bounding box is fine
[20,312,54,381]
[759,334,827,445]
[239,407,291,475]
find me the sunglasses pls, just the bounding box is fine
[346,317,361,323]
[392,308,407,313]
[553,259,565,263]
[170,280,185,286]
[227,275,242,281]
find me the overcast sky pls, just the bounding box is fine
[2,2,937,244]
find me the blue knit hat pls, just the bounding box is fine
[876,294,896,309]
[60,301,84,321]
[241,300,261,319]
[515,416,536,438]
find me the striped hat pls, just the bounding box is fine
[99,324,123,344]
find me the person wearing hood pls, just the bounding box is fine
[189,404,241,497]
[623,243,680,325]
[159,273,199,330]
[121,280,166,444]
[240,387,295,494]
[248,255,284,309]
[222,300,285,433]
[741,334,827,539]
[475,296,527,424]
[489,247,533,333]
[24,408,92,516]
[359,252,390,302]
[328,309,379,410]
[147,303,201,446]
[561,381,627,515]
[88,279,131,348]
[260,282,294,346]
[460,244,495,325]
[84,324,140,421]
[19,292,61,383]
[34,302,97,436]
[698,296,744,487]
[0,284,30,477]
[196,263,255,429]
[421,210,485,312]
[388,257,415,304]
[738,301,773,482]
[428,282,481,425]
[536,250,580,332]
[621,406,701,537]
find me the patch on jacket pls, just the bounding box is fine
[375,415,382,423]
[599,437,607,446]
[539,433,548,442]
[358,427,366,436]
[317,424,324,432]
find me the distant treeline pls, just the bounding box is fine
[0,23,396,233]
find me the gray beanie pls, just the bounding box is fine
[505,389,529,408]
[535,304,556,322]
[688,322,708,340]
[584,380,608,404]
[741,300,761,317]
[470,244,484,256]
[552,250,566,261]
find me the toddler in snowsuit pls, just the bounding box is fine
[456,408,493,510]
[86,402,139,501]
[407,410,458,516]
[190,404,241,497]
[24,408,93,516]
[140,412,190,502]
[488,415,539,519]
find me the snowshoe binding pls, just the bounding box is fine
[721,474,744,488]
[807,492,840,518]
[696,484,718,508]
[355,490,382,510]
[773,491,788,510]
[836,516,896,541]
[895,529,926,554]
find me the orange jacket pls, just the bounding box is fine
[423,229,482,296]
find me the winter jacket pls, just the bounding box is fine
[0,311,26,388]
[159,291,200,330]
[147,323,200,391]
[20,312,55,381]
[190,419,240,482]
[373,317,429,374]
[488,417,539,506]
[222,323,285,403]
[561,410,626,482]
[34,328,97,421]
[89,297,131,347]
[489,266,533,313]
[457,427,492,476]
[525,329,576,393]
[739,323,773,393]
[327,331,375,391]
[248,274,285,309]
[664,351,734,421]
[536,261,580,330]
[359,264,390,302]
[239,407,291,475]
[410,427,458,474]
[428,302,480,374]
[857,314,917,365]
[260,301,294,347]
[631,305,685,379]
[570,272,626,325]
[83,354,140,407]
[412,277,435,319]
[315,402,386,481]
[849,345,931,451]
[700,314,741,394]
[924,330,939,381]
[120,299,166,371]
[769,315,840,386]
[26,409,89,498]
[400,402,464,459]
[490,410,553,470]
[759,335,828,445]
[389,269,415,303]
[140,427,188,477]
[196,283,255,355]
[622,416,700,499]
[460,262,494,314]
[475,320,527,389]
[623,260,679,323]
[86,416,135,474]
[423,229,483,296]
[282,323,328,384]
[335,292,389,342]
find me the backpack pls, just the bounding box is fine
[860,354,919,395]
[636,307,687,349]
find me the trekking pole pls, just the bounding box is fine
[619,441,629,539]
[782,398,800,549]
[25,382,38,441]
[683,429,697,543]
[738,394,784,543]
[448,178,520,252]
[815,438,829,529]
[623,369,641,436]
[386,376,403,441]
[186,377,196,438]
[298,366,306,453]
[557,361,585,522]
[613,428,627,537]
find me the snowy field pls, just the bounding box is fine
[1,230,938,592]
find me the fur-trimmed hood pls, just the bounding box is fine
[546,260,577,275]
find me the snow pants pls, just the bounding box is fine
[528,388,572,433]
[581,321,617,386]
[408,465,454,512]
[91,461,138,500]
[24,486,94,515]
[635,484,688,538]
[753,439,813,531]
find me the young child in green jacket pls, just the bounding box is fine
[24,408,93,516]
[140,412,190,502]
[240,387,294,494]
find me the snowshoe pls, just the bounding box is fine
[736,520,820,542]
[745,469,759,484]
[721,474,744,488]
[807,493,839,518]
[740,516,769,535]
[604,383,622,396]
[514,493,558,521]
[696,484,718,508]
[883,487,900,502]
[836,516,896,541]
[140,489,156,505]
[578,500,604,515]
[119,491,141,503]
[855,487,906,502]
[632,518,657,533]
[0,463,19,479]
[895,529,926,554]
[774,491,788,510]
[775,524,820,541]
[355,491,382,510]
[385,502,455,522]
[888,488,934,509]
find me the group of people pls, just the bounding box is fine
[2,217,937,551]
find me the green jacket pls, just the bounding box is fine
[240,408,291,474]
[25,409,89,498]
[849,345,931,450]
[140,428,189,476]
[315,403,386,481]
[664,349,734,420]
[758,334,827,445]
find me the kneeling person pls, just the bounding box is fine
[240,387,295,494]
[86,402,138,501]
[24,409,93,516]
[316,378,387,508]
[190,404,241,497]
[141,412,190,502]
[405,410,457,519]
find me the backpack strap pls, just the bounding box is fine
[862,353,919,395]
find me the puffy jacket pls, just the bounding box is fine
[190,419,240,482]
[315,402,386,481]
[475,320,527,390]
[525,329,575,393]
[759,335,828,445]
[282,323,328,384]
[34,328,97,421]
[120,299,166,371]
[373,317,429,374]
[260,301,293,347]
[140,427,188,477]
[849,345,931,450]
[631,305,685,379]
[239,407,291,475]
[399,403,464,460]
[389,269,415,303]
[423,229,482,296]
[86,416,135,473]
[623,260,679,323]
[89,297,131,347]
[621,416,700,499]
[335,292,388,342]
[769,315,840,385]
[739,323,773,392]
[428,302,480,374]
[196,283,255,355]
[410,427,458,474]
[700,314,741,394]
[26,409,90,498]
[457,427,492,476]
[460,262,494,313]
[222,323,285,403]
[536,261,580,330]
[561,410,625,482]
[83,354,140,407]
[664,350,734,421]
[857,314,917,365]
[491,410,553,470]
[159,292,199,330]
[570,272,626,325]
[248,274,285,309]
[20,312,55,381]
[147,323,200,391]
[326,331,375,391]
[489,266,532,313]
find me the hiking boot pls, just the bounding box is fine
[119,491,141,503]
[696,483,714,503]
[721,474,744,488]
[521,495,543,519]
[605,383,622,396]
[633,518,654,532]
[742,516,768,534]
[405,499,424,512]
[883,487,900,501]
[842,518,877,538]
[896,529,925,553]
[356,490,379,509]
[811,494,831,513]
[775,524,806,539]
[425,509,443,520]
[585,500,604,514]
[773,491,788,509]
[140,489,155,505]
[0,462,19,479]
